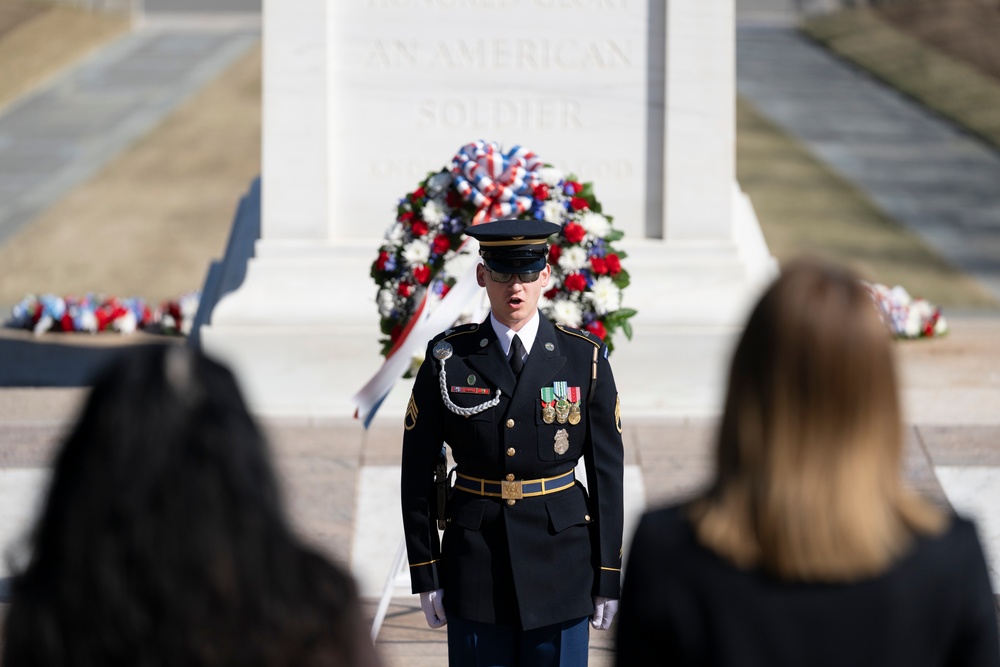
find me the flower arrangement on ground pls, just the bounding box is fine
[867,282,947,338]
[370,140,637,365]
[5,292,201,337]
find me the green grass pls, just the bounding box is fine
[736,96,1000,310]
[801,8,1000,153]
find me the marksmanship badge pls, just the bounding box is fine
[554,428,570,455]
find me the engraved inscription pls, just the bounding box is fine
[364,0,629,9]
[365,38,632,70]
[417,98,582,130]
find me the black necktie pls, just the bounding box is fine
[509,334,525,377]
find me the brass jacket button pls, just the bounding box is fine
[506,473,515,481]
[506,447,516,457]
[506,419,515,428]
[585,514,591,522]
[506,499,516,506]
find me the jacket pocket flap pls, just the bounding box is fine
[546,490,591,533]
[450,497,488,531]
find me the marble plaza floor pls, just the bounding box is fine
[1,316,999,665]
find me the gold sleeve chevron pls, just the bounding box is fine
[404,392,419,431]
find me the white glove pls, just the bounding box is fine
[590,596,618,631]
[419,588,447,628]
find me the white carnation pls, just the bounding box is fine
[539,167,564,187]
[580,211,611,238]
[558,246,588,272]
[84,311,99,333]
[586,276,622,315]
[543,200,565,224]
[903,308,922,338]
[402,241,430,267]
[428,171,452,194]
[422,199,447,226]
[378,289,395,317]
[113,310,138,335]
[551,298,583,328]
[889,285,912,306]
[388,224,406,245]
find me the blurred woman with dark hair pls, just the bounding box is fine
[616,260,999,666]
[1,345,381,667]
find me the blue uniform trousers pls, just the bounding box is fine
[446,615,590,667]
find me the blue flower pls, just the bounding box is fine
[589,239,607,258]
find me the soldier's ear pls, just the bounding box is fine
[476,263,487,287]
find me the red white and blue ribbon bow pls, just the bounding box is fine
[452,141,543,225]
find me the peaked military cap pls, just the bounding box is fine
[465,218,561,274]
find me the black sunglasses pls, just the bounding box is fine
[486,269,542,284]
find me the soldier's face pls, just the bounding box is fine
[477,262,551,331]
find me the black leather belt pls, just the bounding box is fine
[454,470,575,500]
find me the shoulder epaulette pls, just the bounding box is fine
[555,324,601,347]
[432,322,479,343]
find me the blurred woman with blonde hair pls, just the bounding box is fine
[616,259,998,666]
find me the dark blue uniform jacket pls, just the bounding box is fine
[400,314,624,630]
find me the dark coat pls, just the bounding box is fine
[400,314,624,631]
[616,504,1000,667]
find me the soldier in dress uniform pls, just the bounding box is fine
[400,218,625,666]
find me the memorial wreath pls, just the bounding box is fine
[867,282,947,339]
[370,140,636,376]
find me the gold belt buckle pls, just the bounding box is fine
[501,479,523,500]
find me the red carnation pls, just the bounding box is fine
[606,253,622,275]
[432,234,451,255]
[413,265,431,285]
[586,320,607,340]
[544,288,559,299]
[412,186,426,201]
[533,183,550,201]
[563,223,586,244]
[567,181,583,194]
[565,273,588,292]
[95,309,111,331]
[375,251,390,271]
[590,256,609,275]
[570,197,589,212]
[548,244,562,263]
[399,211,415,225]
[397,282,413,297]
[440,284,451,298]
[411,220,429,237]
[60,312,73,332]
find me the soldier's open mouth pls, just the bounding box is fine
[509,297,523,306]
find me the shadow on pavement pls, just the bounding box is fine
[0,330,180,387]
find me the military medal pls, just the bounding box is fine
[540,387,556,424]
[567,386,581,425]
[553,381,570,424]
[554,428,569,455]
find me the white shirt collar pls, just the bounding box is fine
[490,310,540,357]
